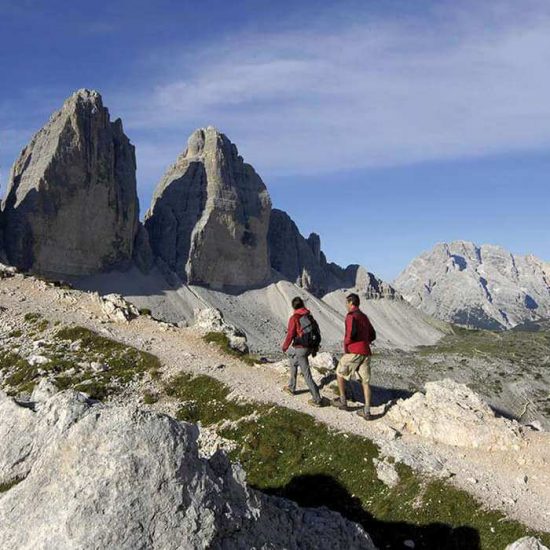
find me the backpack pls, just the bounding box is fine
[295,313,322,351]
[369,322,377,343]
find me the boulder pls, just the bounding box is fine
[0,390,375,549]
[373,458,400,488]
[309,351,338,372]
[194,307,249,354]
[144,127,272,290]
[1,89,139,277]
[385,379,524,451]
[98,293,139,322]
[0,262,17,279]
[505,538,549,550]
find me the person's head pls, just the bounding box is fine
[346,293,360,312]
[291,296,305,310]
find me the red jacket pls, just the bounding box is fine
[282,307,310,352]
[344,306,373,355]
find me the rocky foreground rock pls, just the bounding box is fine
[394,241,550,329]
[145,127,272,290]
[1,89,139,276]
[0,386,374,549]
[386,379,524,451]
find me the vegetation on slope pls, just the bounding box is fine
[1,314,549,549]
[165,372,550,550]
[0,321,160,399]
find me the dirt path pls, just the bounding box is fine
[1,274,549,532]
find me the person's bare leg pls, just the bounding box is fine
[337,375,347,405]
[362,383,371,413]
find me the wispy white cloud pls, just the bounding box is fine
[120,1,550,182]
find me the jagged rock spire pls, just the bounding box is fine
[1,89,139,276]
[145,127,272,289]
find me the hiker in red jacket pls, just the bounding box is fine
[281,297,325,407]
[332,293,375,420]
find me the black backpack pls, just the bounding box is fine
[295,313,322,351]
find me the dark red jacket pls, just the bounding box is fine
[344,306,373,355]
[282,307,310,352]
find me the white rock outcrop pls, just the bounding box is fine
[0,262,17,279]
[385,379,524,451]
[0,390,375,549]
[394,241,550,329]
[98,293,139,322]
[1,89,139,277]
[144,127,272,290]
[193,307,249,354]
[505,537,549,550]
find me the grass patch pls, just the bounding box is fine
[24,312,42,323]
[139,308,152,316]
[8,329,22,338]
[143,391,159,405]
[164,371,550,550]
[203,331,258,366]
[418,325,550,362]
[166,373,259,425]
[49,326,162,400]
[0,352,37,391]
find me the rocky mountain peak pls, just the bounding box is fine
[394,241,550,329]
[268,208,398,299]
[1,89,139,276]
[145,127,272,289]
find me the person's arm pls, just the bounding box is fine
[343,313,353,353]
[282,316,296,352]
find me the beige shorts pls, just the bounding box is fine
[336,354,371,383]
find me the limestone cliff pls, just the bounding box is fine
[1,89,138,276]
[145,127,271,289]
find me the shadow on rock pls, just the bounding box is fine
[261,473,481,550]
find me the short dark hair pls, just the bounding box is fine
[292,296,305,310]
[346,293,360,307]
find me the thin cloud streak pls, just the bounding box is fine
[121,3,550,181]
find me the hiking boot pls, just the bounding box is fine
[330,397,351,411]
[308,397,327,408]
[282,386,295,396]
[356,409,373,421]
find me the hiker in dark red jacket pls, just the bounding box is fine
[281,297,325,407]
[332,293,375,420]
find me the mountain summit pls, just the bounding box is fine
[144,127,272,289]
[1,89,139,276]
[394,240,550,329]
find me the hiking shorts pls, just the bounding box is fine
[336,354,371,383]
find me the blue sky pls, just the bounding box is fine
[1,0,549,280]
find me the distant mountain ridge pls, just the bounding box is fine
[394,240,550,330]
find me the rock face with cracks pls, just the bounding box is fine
[268,208,398,299]
[0,388,375,550]
[144,127,272,290]
[385,379,524,451]
[1,89,139,276]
